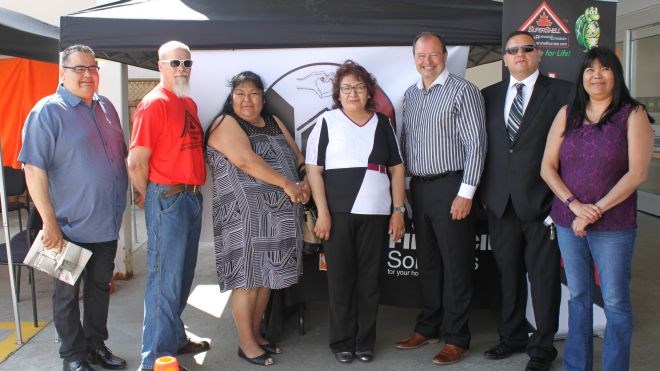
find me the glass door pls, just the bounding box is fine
[627,24,660,216]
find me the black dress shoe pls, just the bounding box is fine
[334,351,353,363]
[88,346,127,370]
[64,359,95,371]
[484,341,526,360]
[354,350,373,362]
[525,356,552,371]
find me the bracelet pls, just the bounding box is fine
[564,195,576,207]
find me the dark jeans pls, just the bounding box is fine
[53,239,117,362]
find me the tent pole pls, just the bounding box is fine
[0,143,24,344]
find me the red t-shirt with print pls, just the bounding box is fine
[131,85,206,185]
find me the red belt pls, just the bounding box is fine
[367,163,386,174]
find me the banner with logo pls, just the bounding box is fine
[189,46,498,308]
[503,0,617,81]
[504,0,616,336]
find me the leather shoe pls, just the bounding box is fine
[88,346,127,370]
[484,341,526,360]
[64,359,95,371]
[393,331,439,349]
[432,344,469,365]
[525,356,552,371]
[177,338,210,355]
[334,351,353,363]
[355,350,373,362]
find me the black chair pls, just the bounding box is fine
[0,207,43,327]
[2,166,30,231]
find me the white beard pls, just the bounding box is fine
[172,78,190,98]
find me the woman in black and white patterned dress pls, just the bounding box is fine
[205,71,310,367]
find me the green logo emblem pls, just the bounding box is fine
[575,7,601,52]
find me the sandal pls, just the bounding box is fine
[259,342,282,354]
[238,348,273,366]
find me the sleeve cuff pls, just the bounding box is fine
[457,183,476,199]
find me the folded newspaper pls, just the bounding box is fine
[23,230,92,286]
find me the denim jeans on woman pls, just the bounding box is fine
[556,226,636,371]
[140,183,203,368]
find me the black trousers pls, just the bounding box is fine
[487,200,560,360]
[53,239,117,362]
[324,213,388,353]
[411,174,474,349]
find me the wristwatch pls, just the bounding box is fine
[392,205,406,213]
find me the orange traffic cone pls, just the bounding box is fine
[154,356,179,371]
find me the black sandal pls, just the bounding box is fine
[259,342,281,354]
[238,348,273,366]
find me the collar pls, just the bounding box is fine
[416,68,449,90]
[508,69,539,90]
[58,84,98,107]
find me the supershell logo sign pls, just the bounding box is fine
[385,233,491,278]
[265,63,395,154]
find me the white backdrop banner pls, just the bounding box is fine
[190,45,469,243]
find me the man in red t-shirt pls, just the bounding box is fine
[128,40,208,371]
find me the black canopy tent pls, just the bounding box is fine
[60,0,503,71]
[0,6,59,63]
[1,6,59,344]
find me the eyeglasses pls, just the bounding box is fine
[504,45,537,55]
[340,84,367,95]
[62,65,100,74]
[160,59,193,68]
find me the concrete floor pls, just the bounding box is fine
[1,210,658,370]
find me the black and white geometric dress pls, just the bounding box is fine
[206,113,302,292]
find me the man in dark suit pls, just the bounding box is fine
[479,31,571,371]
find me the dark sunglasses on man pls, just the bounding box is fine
[504,45,537,55]
[160,59,193,68]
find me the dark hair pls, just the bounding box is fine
[412,32,447,54]
[204,71,271,147]
[61,44,95,65]
[566,46,654,133]
[503,31,536,49]
[331,60,377,111]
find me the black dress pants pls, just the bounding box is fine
[324,213,388,353]
[53,239,117,362]
[487,200,560,360]
[411,174,474,349]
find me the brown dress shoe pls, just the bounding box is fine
[432,344,469,365]
[393,331,440,349]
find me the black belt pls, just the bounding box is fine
[413,170,463,183]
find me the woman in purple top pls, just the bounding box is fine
[541,47,654,371]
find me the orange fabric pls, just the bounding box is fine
[131,85,206,185]
[0,58,58,169]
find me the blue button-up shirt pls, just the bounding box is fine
[18,85,128,243]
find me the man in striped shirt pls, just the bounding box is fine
[394,32,486,366]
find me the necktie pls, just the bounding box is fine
[507,82,524,143]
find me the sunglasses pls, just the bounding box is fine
[160,59,193,68]
[504,45,537,55]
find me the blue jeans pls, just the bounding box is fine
[140,183,203,368]
[556,226,636,371]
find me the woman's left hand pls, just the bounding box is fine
[389,212,405,242]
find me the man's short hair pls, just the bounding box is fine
[412,32,447,54]
[158,41,191,60]
[504,31,537,48]
[61,44,95,65]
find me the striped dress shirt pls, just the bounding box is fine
[400,70,486,199]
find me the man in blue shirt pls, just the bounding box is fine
[19,44,128,371]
